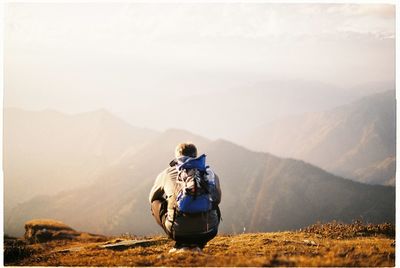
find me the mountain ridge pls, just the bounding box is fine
[6,128,395,237]
[3,107,160,216]
[239,90,396,185]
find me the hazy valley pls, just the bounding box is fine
[4,91,395,237]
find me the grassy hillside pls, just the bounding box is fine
[5,221,395,267]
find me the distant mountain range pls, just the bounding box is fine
[4,89,396,236]
[239,90,396,186]
[172,80,394,141]
[5,124,394,237]
[3,108,159,216]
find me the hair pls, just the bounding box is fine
[175,142,198,158]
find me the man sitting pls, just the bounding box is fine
[149,142,222,252]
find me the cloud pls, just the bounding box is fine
[6,3,395,50]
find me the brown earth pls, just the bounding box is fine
[4,221,395,267]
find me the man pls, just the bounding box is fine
[149,142,221,252]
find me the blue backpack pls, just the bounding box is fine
[173,154,216,214]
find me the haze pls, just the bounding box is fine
[4,3,395,140]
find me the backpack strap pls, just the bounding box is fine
[198,173,210,194]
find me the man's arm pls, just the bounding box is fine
[149,172,165,204]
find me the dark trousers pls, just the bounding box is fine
[151,200,218,248]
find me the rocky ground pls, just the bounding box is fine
[4,220,395,267]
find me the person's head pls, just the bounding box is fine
[175,142,198,158]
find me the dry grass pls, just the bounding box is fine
[302,220,395,239]
[5,222,395,267]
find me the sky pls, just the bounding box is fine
[4,2,396,140]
